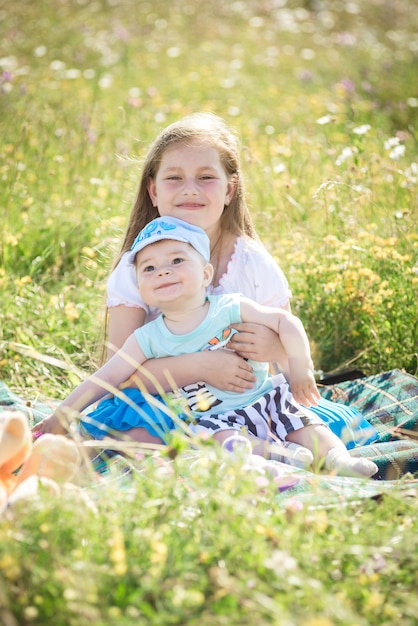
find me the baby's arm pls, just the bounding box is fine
[32,334,147,435]
[239,297,320,406]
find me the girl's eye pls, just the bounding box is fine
[172,257,183,265]
[143,265,155,272]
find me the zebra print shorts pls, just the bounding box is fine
[190,375,325,443]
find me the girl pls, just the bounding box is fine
[102,113,378,452]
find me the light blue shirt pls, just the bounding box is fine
[134,294,274,417]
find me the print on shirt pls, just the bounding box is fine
[180,327,238,413]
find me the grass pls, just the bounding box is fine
[1,449,418,626]
[0,0,417,624]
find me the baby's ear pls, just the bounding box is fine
[203,262,214,286]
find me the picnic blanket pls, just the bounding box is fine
[318,369,418,479]
[1,369,417,505]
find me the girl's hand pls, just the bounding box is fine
[31,412,69,438]
[201,349,257,392]
[227,323,286,363]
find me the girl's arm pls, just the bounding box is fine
[108,306,257,393]
[107,305,147,358]
[239,297,320,407]
[135,350,257,393]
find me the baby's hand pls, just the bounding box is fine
[31,413,69,438]
[288,362,321,407]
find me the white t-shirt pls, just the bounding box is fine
[106,235,291,322]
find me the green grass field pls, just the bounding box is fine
[1,1,417,624]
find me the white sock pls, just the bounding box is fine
[326,448,378,478]
[269,442,314,469]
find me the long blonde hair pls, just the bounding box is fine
[112,112,257,269]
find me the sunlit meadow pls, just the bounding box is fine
[0,1,417,624]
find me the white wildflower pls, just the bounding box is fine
[166,47,181,58]
[384,136,399,150]
[273,163,286,173]
[316,114,333,125]
[335,146,358,166]
[99,74,113,89]
[389,145,405,160]
[33,46,47,57]
[353,124,371,135]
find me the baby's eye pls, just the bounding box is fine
[143,265,155,272]
[172,257,184,265]
[200,175,216,180]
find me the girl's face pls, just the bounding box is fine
[147,142,236,240]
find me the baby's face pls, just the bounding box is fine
[135,239,213,309]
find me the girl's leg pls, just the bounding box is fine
[286,424,378,477]
[124,427,164,446]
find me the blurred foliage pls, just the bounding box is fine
[0,445,418,625]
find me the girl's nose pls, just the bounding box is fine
[182,177,199,194]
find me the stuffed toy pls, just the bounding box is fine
[0,410,80,513]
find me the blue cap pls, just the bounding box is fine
[128,217,210,263]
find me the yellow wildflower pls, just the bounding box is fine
[4,233,19,246]
[364,591,385,611]
[64,302,79,322]
[150,539,168,564]
[109,526,127,576]
[81,246,96,258]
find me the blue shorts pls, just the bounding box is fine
[80,387,188,443]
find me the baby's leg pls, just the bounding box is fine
[212,429,243,446]
[286,424,378,478]
[265,383,377,478]
[212,429,310,467]
[193,410,314,465]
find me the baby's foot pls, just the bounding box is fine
[326,448,378,478]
